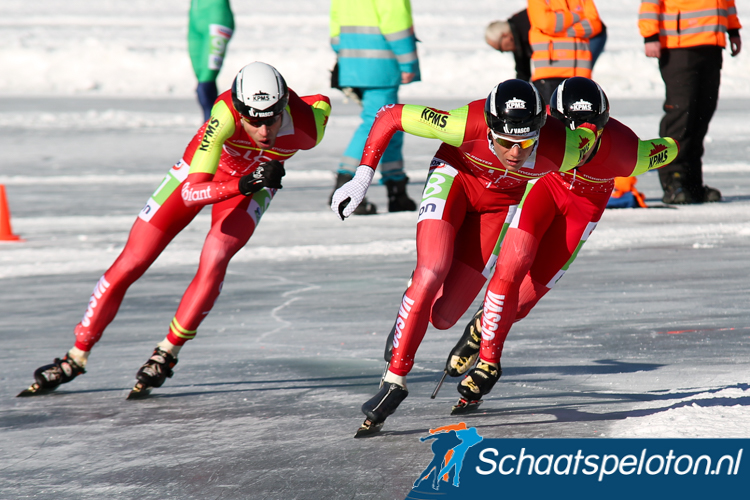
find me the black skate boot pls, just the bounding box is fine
[330,172,377,215]
[430,307,483,399]
[17,354,86,397]
[355,382,409,438]
[446,307,483,377]
[385,177,417,212]
[451,361,501,415]
[127,347,178,399]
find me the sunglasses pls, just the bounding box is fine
[241,114,281,128]
[491,130,539,150]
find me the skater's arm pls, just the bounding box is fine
[180,172,242,207]
[299,93,333,148]
[187,100,236,177]
[630,137,679,176]
[181,160,287,207]
[359,103,469,169]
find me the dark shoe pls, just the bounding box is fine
[361,382,408,424]
[385,177,417,212]
[33,354,86,391]
[703,185,722,203]
[662,173,695,204]
[330,172,377,215]
[457,361,501,400]
[445,307,482,377]
[135,347,178,389]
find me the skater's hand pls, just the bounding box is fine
[331,165,374,220]
[239,160,286,195]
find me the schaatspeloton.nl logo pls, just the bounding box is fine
[405,426,749,500]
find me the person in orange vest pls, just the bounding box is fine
[639,0,742,204]
[527,0,603,103]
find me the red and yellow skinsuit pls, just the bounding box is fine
[360,101,596,376]
[73,90,331,351]
[479,119,679,364]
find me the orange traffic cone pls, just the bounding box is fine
[0,184,22,242]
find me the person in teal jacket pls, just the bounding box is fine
[188,0,234,122]
[329,0,421,214]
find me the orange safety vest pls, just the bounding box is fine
[528,0,603,81]
[638,0,742,49]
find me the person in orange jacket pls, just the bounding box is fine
[527,0,603,102]
[639,0,742,204]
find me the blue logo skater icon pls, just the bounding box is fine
[408,423,484,496]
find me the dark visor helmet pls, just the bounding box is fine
[231,62,289,119]
[484,79,546,136]
[549,77,610,130]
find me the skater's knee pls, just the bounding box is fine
[412,266,446,295]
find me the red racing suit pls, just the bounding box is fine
[361,101,597,376]
[73,89,331,351]
[479,118,679,363]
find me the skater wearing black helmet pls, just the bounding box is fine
[331,79,599,436]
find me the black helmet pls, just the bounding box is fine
[231,62,289,118]
[484,79,546,136]
[549,77,610,130]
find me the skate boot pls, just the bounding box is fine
[127,347,178,399]
[17,354,86,397]
[446,307,483,377]
[429,307,483,399]
[452,361,501,415]
[385,177,417,212]
[330,172,377,215]
[355,382,408,438]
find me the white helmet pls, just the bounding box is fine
[231,62,289,118]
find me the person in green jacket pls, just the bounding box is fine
[188,0,234,122]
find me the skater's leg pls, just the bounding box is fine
[163,194,257,348]
[73,220,181,353]
[73,164,201,354]
[388,219,458,376]
[479,228,540,363]
[358,166,468,434]
[23,167,200,396]
[430,209,507,329]
[131,193,262,396]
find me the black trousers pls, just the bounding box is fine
[657,45,723,198]
[532,78,565,105]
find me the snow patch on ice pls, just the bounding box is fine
[609,387,750,438]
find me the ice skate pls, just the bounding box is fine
[127,347,177,400]
[17,354,86,397]
[355,382,408,438]
[430,307,482,399]
[451,361,501,415]
[446,307,482,377]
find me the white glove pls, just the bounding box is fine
[330,165,375,220]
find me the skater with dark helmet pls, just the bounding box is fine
[443,77,680,412]
[18,62,332,399]
[332,79,601,436]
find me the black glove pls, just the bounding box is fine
[238,160,286,195]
